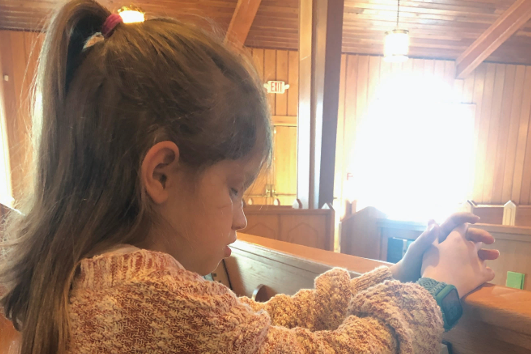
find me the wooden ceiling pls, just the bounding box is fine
[2,0,531,65]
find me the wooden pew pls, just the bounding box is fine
[241,204,335,251]
[465,200,531,227]
[515,205,531,227]
[467,201,505,225]
[216,233,531,354]
[340,207,531,291]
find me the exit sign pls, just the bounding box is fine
[264,81,290,94]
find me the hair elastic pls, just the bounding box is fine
[102,13,123,39]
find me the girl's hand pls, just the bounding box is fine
[421,224,500,297]
[389,212,494,283]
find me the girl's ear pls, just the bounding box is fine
[141,141,180,204]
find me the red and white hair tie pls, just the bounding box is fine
[101,13,123,39]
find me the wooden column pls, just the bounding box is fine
[297,0,344,209]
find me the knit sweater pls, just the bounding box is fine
[67,247,444,354]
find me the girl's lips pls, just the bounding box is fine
[224,245,232,257]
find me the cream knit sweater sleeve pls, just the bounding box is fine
[239,267,393,331]
[68,249,444,354]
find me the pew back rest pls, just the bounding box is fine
[242,205,335,251]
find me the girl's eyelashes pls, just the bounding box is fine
[230,188,240,197]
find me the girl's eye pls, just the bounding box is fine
[230,188,240,197]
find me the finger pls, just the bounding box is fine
[467,228,495,244]
[439,212,480,241]
[409,223,440,254]
[478,249,500,261]
[483,266,496,283]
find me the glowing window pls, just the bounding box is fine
[349,74,475,222]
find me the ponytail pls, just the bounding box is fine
[1,2,110,354]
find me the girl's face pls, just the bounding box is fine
[142,144,263,276]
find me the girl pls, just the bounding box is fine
[0,0,499,353]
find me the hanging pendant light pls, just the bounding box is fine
[384,0,409,62]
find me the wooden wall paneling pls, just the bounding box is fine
[0,31,13,202]
[390,61,401,82]
[454,78,464,100]
[482,64,506,203]
[423,59,435,78]
[433,60,445,82]
[334,54,347,217]
[244,48,270,204]
[275,50,288,116]
[343,55,358,179]
[331,53,531,209]
[511,66,531,203]
[0,30,34,203]
[379,56,391,88]
[444,60,456,90]
[463,72,475,103]
[473,63,496,202]
[251,48,265,80]
[520,110,531,204]
[492,64,515,203]
[401,56,413,78]
[502,65,526,203]
[367,56,380,107]
[287,50,298,117]
[264,49,276,115]
[411,58,424,79]
[355,56,369,131]
[471,65,486,200]
[273,126,297,205]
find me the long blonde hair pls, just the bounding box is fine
[0,1,271,353]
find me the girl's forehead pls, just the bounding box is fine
[219,153,264,182]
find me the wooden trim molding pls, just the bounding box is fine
[271,115,297,126]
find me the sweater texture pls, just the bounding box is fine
[67,247,444,353]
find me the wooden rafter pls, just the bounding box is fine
[456,0,531,79]
[224,0,263,48]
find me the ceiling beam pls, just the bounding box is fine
[456,0,531,79]
[224,0,263,48]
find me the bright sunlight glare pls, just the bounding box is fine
[350,73,474,223]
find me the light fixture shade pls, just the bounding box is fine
[384,29,409,62]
